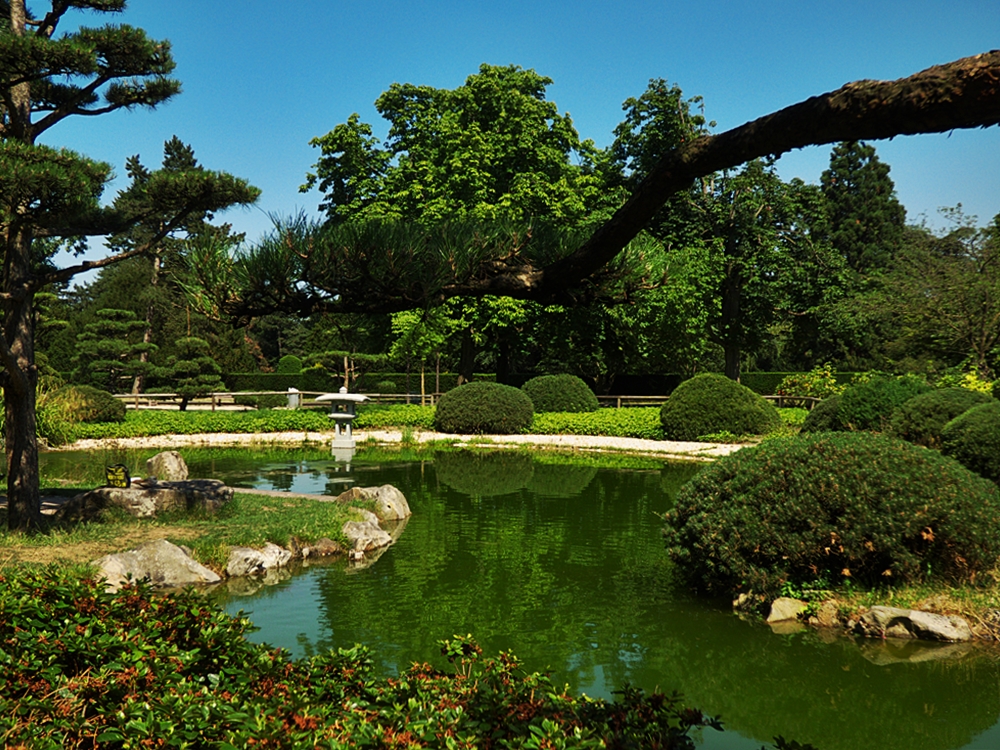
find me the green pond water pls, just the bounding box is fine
[43,447,1000,749]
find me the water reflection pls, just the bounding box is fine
[43,447,1000,750]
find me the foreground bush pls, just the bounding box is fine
[521,374,599,413]
[889,388,994,448]
[836,375,932,432]
[942,400,1000,483]
[434,381,534,434]
[0,569,729,749]
[663,432,1000,597]
[47,384,125,423]
[660,373,781,441]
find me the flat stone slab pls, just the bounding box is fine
[57,480,233,520]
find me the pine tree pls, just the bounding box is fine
[71,308,154,392]
[820,141,906,274]
[0,1,259,530]
[165,337,224,411]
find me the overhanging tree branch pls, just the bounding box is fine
[533,51,1000,297]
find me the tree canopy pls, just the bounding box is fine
[191,51,1000,323]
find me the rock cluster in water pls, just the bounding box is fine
[89,452,412,592]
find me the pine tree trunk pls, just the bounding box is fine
[4,225,40,531]
[721,259,743,383]
[132,253,161,394]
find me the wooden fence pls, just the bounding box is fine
[113,391,821,411]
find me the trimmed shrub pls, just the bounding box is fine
[276,354,303,374]
[521,374,598,413]
[836,375,932,432]
[48,384,125,423]
[374,379,398,393]
[434,381,534,434]
[889,388,994,448]
[659,373,781,441]
[800,395,843,432]
[663,432,1000,597]
[942,400,1000,483]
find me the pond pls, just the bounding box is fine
[43,446,1000,750]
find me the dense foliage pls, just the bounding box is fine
[659,373,781,441]
[663,432,1000,597]
[521,374,599,413]
[835,376,932,431]
[434,382,534,434]
[46,385,126,424]
[941,400,1000,483]
[0,569,729,749]
[888,387,994,448]
[774,365,845,400]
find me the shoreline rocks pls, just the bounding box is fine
[759,596,976,645]
[91,482,411,592]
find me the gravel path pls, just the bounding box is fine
[62,429,748,460]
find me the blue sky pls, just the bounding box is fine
[40,0,1000,263]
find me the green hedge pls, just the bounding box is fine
[664,432,1000,597]
[224,372,308,392]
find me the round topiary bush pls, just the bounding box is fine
[799,394,843,433]
[276,354,303,374]
[941,400,1000,483]
[433,381,534,434]
[663,432,1000,597]
[889,388,994,448]
[659,373,781,441]
[520,374,598,413]
[836,375,932,432]
[48,385,126,423]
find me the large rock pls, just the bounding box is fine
[57,480,233,520]
[342,508,393,555]
[93,539,220,592]
[766,597,808,623]
[146,451,189,481]
[854,605,973,642]
[226,542,293,577]
[333,484,411,520]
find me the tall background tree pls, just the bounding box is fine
[0,0,258,530]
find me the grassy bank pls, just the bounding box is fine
[0,489,366,571]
